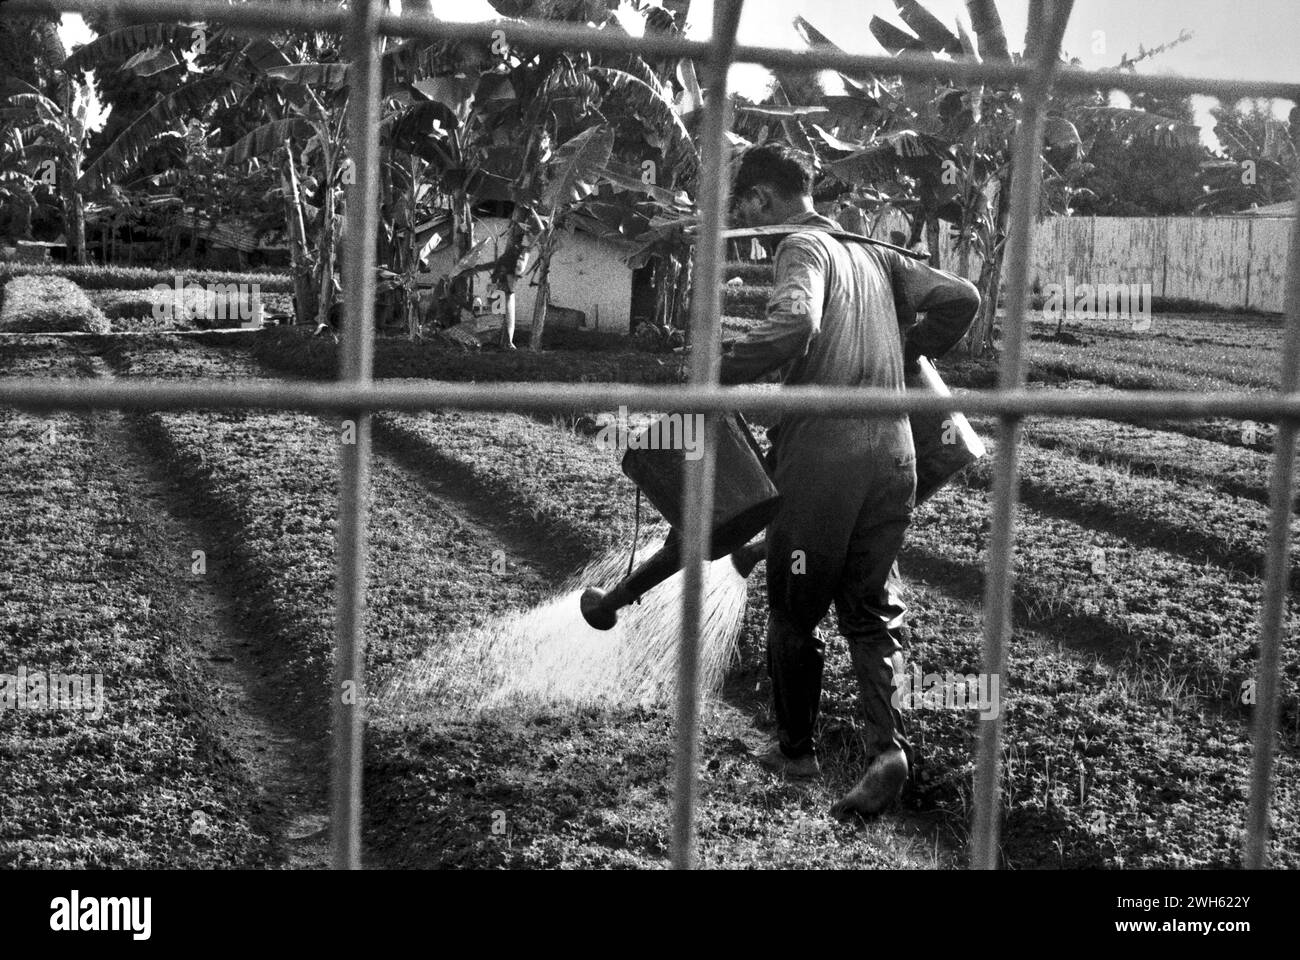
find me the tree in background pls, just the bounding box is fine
[0,16,54,238]
[1066,87,1206,217]
[0,14,93,259]
[1197,100,1297,213]
[797,0,1199,356]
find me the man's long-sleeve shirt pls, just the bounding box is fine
[719,211,980,461]
[720,212,980,388]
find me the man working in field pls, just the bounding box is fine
[722,144,979,818]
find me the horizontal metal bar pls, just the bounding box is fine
[9,0,1300,103]
[3,377,1300,421]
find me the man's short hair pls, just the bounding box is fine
[732,143,812,201]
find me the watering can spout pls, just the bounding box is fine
[580,535,770,631]
[579,586,623,631]
[580,538,683,630]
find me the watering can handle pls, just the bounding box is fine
[731,412,766,466]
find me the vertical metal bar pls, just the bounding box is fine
[672,0,745,871]
[970,0,1073,870]
[1244,188,1300,867]
[331,0,381,871]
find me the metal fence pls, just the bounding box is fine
[4,0,1299,870]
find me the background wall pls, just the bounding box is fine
[422,217,635,334]
[934,215,1293,313]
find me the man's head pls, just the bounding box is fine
[730,144,815,227]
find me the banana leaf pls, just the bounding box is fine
[63,22,201,74]
[540,124,615,213]
[893,0,963,54]
[266,63,351,90]
[222,118,315,166]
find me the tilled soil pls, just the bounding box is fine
[0,342,277,867]
[2,318,1297,868]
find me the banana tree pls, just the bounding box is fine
[218,61,354,332]
[402,67,523,328]
[1196,103,1297,213]
[377,140,442,337]
[65,24,321,310]
[0,113,44,242]
[0,75,92,263]
[556,69,698,339]
[484,47,606,348]
[851,0,1199,355]
[462,7,700,347]
[518,123,615,350]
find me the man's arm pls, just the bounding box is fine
[888,253,981,364]
[718,236,825,385]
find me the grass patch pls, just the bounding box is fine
[721,261,773,284]
[9,327,1297,868]
[0,261,293,293]
[720,284,771,320]
[0,275,108,333]
[904,482,1300,867]
[91,286,291,332]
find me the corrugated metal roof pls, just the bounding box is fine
[1234,200,1296,217]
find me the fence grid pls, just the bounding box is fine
[3,0,1298,870]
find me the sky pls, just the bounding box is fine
[687,0,1300,146]
[58,0,1299,146]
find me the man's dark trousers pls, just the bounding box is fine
[764,418,916,766]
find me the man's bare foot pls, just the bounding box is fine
[830,747,908,820]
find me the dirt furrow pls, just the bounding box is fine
[0,343,274,867]
[956,426,1300,592]
[82,351,330,867]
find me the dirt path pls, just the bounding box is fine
[82,351,330,868]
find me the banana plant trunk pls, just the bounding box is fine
[450,191,476,314]
[673,254,691,332]
[499,291,516,349]
[925,213,940,268]
[283,144,315,325]
[529,254,551,352]
[58,159,86,265]
[57,80,87,265]
[966,172,1012,358]
[315,155,337,332]
[69,185,86,265]
[402,159,420,338]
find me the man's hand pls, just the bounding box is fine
[902,341,923,376]
[890,254,980,362]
